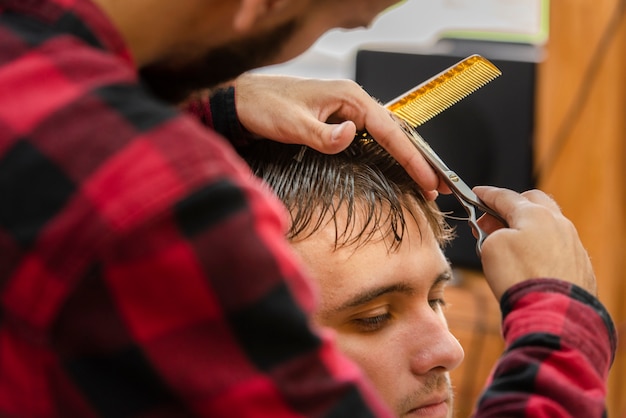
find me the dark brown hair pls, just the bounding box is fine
[242,134,453,251]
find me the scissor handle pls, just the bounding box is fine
[439,169,509,257]
[440,170,508,226]
[455,201,487,256]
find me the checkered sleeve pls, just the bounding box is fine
[0,2,393,414]
[474,278,617,417]
[4,79,391,418]
[47,77,391,418]
[75,151,384,417]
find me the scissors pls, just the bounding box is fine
[396,118,507,256]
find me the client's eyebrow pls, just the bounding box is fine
[331,270,453,314]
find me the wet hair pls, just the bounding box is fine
[242,134,454,251]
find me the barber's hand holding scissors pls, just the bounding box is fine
[474,186,596,300]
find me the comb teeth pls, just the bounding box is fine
[385,55,501,127]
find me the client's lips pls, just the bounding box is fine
[404,394,449,417]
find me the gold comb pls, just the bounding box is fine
[385,54,501,127]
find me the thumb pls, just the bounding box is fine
[304,120,357,154]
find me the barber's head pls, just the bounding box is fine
[244,136,464,417]
[92,0,404,102]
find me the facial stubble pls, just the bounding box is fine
[139,20,298,103]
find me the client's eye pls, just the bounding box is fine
[352,313,392,332]
[429,298,447,311]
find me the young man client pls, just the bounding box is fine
[243,136,616,417]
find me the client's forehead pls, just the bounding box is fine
[289,201,448,318]
[288,196,425,251]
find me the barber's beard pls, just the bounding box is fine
[139,20,298,103]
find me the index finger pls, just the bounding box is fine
[473,186,543,228]
[475,186,562,217]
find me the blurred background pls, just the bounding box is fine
[256,1,626,416]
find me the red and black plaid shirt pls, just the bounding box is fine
[0,0,616,417]
[474,279,616,417]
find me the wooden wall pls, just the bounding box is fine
[447,270,504,418]
[535,0,626,416]
[448,2,625,414]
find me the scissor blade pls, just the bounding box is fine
[398,120,507,226]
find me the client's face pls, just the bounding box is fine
[290,205,463,418]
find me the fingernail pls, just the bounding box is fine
[331,123,345,142]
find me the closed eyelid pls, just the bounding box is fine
[432,270,453,288]
[429,272,453,301]
[333,283,415,314]
[430,271,452,308]
[350,312,392,332]
[325,270,452,318]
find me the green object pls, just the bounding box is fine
[441,0,550,45]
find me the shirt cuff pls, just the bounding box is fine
[208,86,256,149]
